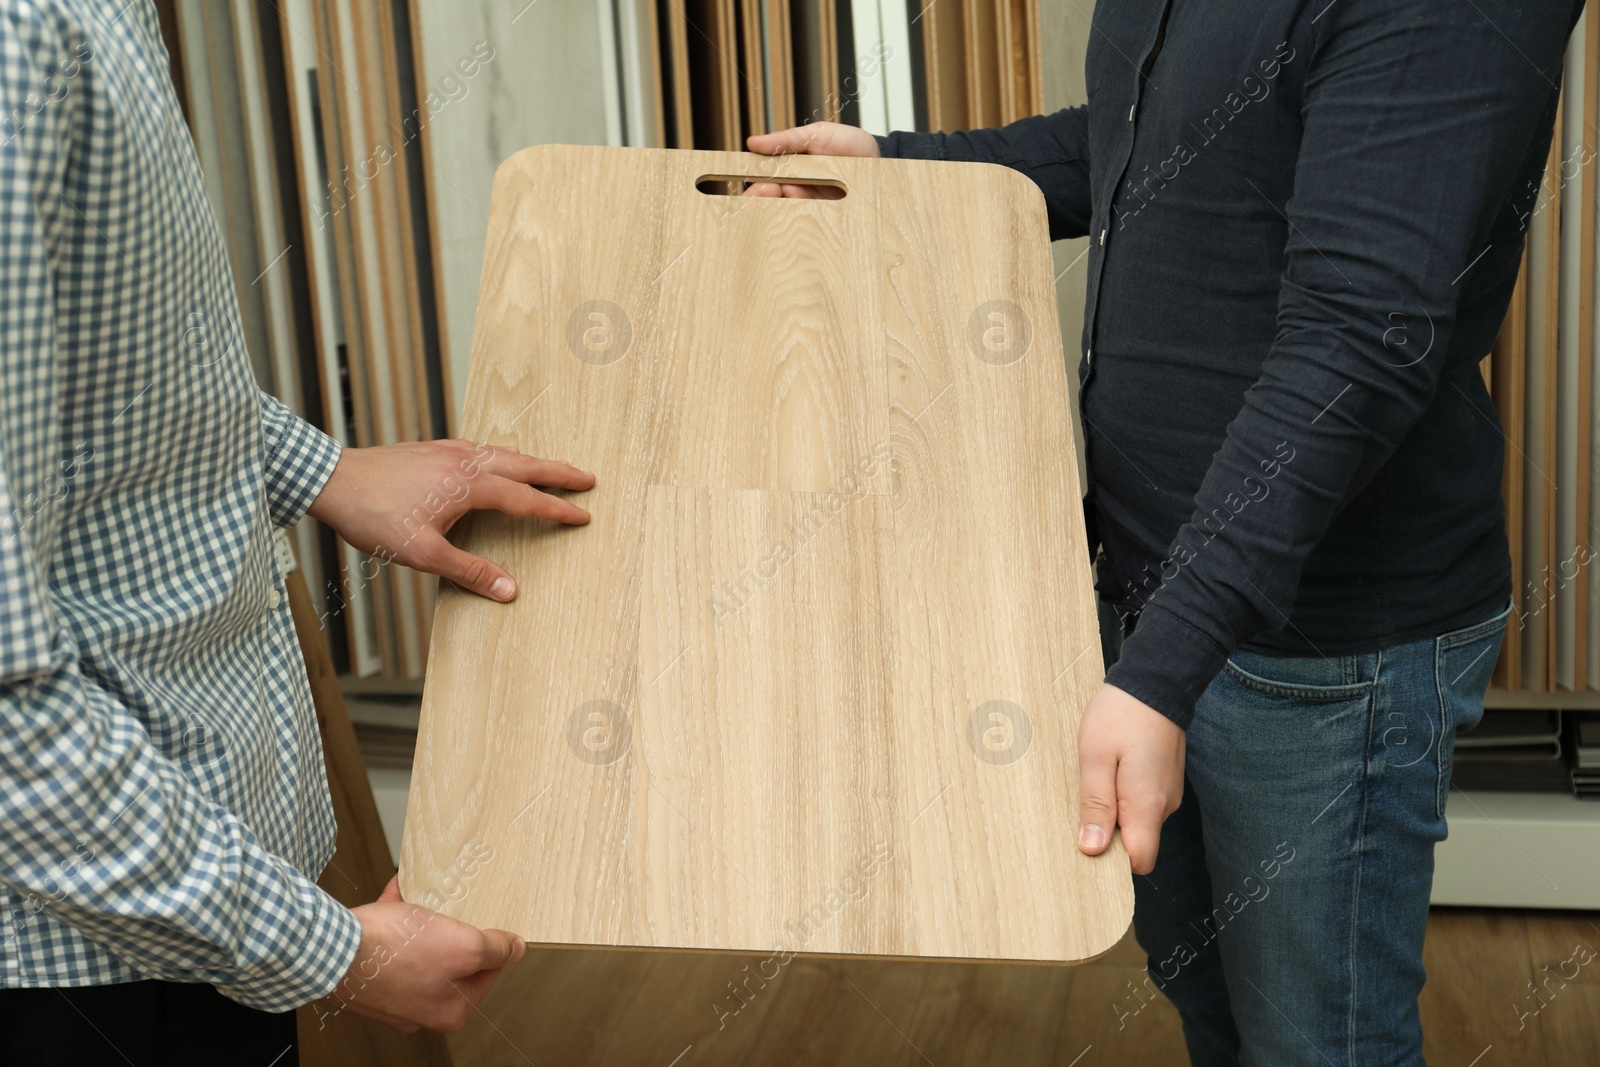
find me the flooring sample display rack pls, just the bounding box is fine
[401,145,1130,964]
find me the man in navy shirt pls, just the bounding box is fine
[751,0,1582,1062]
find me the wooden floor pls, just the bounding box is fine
[445,908,1600,1065]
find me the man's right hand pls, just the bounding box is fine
[324,876,526,1033]
[744,122,879,198]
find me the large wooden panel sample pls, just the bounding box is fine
[401,145,1129,965]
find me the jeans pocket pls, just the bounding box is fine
[1223,648,1371,701]
[1434,601,1512,818]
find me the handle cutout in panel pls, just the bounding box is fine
[695,174,847,200]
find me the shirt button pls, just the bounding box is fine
[268,588,282,610]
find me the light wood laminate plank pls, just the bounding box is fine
[403,145,1129,965]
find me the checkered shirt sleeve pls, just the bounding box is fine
[260,391,342,528]
[0,2,362,1010]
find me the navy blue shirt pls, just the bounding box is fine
[880,0,1582,726]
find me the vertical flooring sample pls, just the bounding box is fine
[403,145,1131,965]
[1523,124,1557,689]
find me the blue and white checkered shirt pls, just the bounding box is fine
[0,1,363,1010]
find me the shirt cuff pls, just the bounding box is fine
[214,881,364,1013]
[875,131,944,160]
[1103,604,1232,730]
[260,395,342,528]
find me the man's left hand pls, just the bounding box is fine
[1076,683,1186,875]
[307,440,595,602]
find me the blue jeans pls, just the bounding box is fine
[1129,602,1510,1066]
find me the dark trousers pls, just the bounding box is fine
[0,981,297,1067]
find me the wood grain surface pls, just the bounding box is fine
[401,145,1129,965]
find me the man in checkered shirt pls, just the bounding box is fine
[0,3,595,1061]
